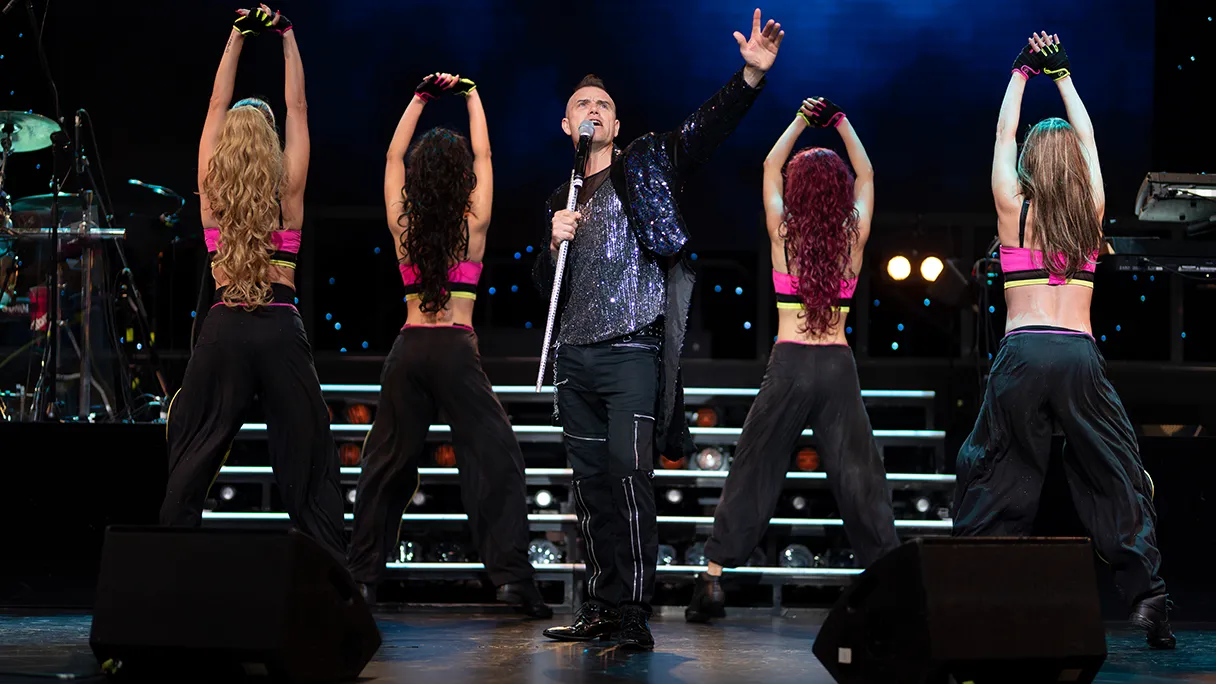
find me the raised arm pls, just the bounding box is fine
[761,113,806,235]
[384,94,427,234]
[833,109,874,236]
[992,73,1026,220]
[1048,37,1103,217]
[464,83,492,232]
[277,10,308,202]
[199,26,245,194]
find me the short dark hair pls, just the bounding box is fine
[573,74,607,94]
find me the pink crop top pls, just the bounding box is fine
[1000,201,1097,289]
[773,270,857,313]
[203,228,301,269]
[399,261,483,303]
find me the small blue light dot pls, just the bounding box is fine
[690,253,698,261]
[334,322,342,330]
[513,252,521,260]
[1100,335,1107,342]
[773,336,778,342]
[1178,65,1183,70]
[293,297,299,304]
[988,352,993,360]
[714,285,722,293]
[373,247,381,255]
[403,296,409,303]
[328,277,335,285]
[525,321,533,329]
[35,164,41,170]
[986,279,993,286]
[0,55,4,60]
[1149,275,1155,282]
[361,341,369,349]
[7,91,12,96]
[488,287,497,295]
[17,33,21,38]
[743,321,752,330]
[873,299,880,307]
[845,326,853,334]
[136,343,143,351]
[190,310,197,318]
[923,298,931,306]
[340,347,347,353]
[526,245,534,253]
[891,342,899,351]
[1140,295,1146,302]
[1191,56,1196,62]
[735,287,743,295]
[988,305,996,313]
[1181,332,1187,339]
[1115,325,1121,332]
[1132,275,1138,281]
[896,323,904,331]
[325,313,332,321]
[510,285,519,293]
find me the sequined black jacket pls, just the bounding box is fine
[534,68,765,461]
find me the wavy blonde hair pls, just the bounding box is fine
[1017,117,1101,278]
[204,102,285,309]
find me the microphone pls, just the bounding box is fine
[2,0,19,15]
[574,120,596,180]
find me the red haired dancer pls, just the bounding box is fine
[685,98,899,622]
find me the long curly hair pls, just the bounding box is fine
[1017,117,1102,278]
[204,100,285,310]
[781,148,859,337]
[400,127,475,314]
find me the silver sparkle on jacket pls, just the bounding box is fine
[556,173,665,346]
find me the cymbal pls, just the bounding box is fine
[0,111,61,153]
[11,192,89,212]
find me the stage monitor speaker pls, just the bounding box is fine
[812,537,1106,684]
[89,527,380,683]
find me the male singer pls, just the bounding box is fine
[532,8,784,650]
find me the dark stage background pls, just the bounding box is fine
[0,1,1212,365]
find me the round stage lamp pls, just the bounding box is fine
[915,496,932,514]
[660,454,687,470]
[434,443,456,467]
[791,495,807,511]
[411,490,427,507]
[346,403,372,424]
[747,548,767,567]
[657,544,678,566]
[397,540,418,563]
[694,408,719,428]
[887,255,911,280]
[695,447,726,471]
[684,541,708,566]
[796,447,819,471]
[529,539,563,565]
[346,488,357,504]
[339,443,362,466]
[779,544,815,568]
[665,488,683,504]
[534,489,554,508]
[219,486,236,501]
[920,256,944,282]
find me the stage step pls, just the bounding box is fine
[382,562,861,586]
[321,384,935,406]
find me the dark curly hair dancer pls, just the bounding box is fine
[348,73,550,619]
[687,97,899,623]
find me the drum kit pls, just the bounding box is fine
[1,110,164,422]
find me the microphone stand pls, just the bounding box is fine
[535,132,593,391]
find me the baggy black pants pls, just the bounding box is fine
[555,333,660,612]
[348,326,533,587]
[162,285,346,562]
[705,343,900,568]
[953,330,1166,605]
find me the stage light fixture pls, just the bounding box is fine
[829,549,857,569]
[887,255,911,280]
[920,256,944,282]
[658,544,677,566]
[339,443,362,466]
[411,490,427,507]
[433,542,468,563]
[747,548,767,567]
[346,403,372,424]
[695,447,726,471]
[346,489,357,505]
[528,539,563,565]
[534,489,554,508]
[779,544,815,568]
[796,447,819,471]
[665,488,683,504]
[694,408,719,428]
[660,454,688,470]
[915,496,931,514]
[397,540,418,563]
[684,541,708,566]
[791,495,807,511]
[219,486,236,501]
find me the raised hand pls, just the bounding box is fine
[415,73,460,102]
[1032,32,1070,81]
[256,3,292,35]
[450,77,478,97]
[798,97,845,129]
[233,7,274,36]
[734,8,784,76]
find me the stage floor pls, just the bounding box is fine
[1,611,1213,683]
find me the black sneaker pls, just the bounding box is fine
[497,580,554,619]
[685,573,726,623]
[542,601,620,642]
[1129,594,1177,650]
[617,606,654,650]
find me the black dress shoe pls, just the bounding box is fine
[1130,594,1177,650]
[617,606,654,650]
[497,580,554,619]
[684,573,726,623]
[542,601,620,642]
